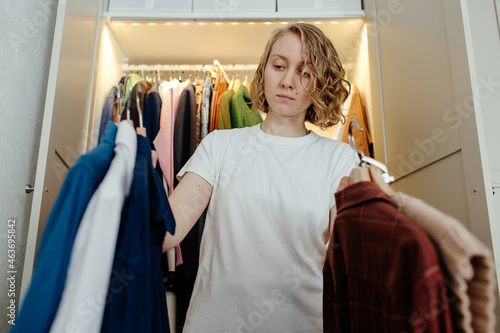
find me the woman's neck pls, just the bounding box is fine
[260,114,309,138]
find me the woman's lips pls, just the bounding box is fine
[277,94,294,102]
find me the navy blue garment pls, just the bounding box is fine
[13,122,118,333]
[100,135,175,333]
[98,86,118,143]
[144,83,163,178]
[144,82,161,151]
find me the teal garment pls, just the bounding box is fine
[230,85,262,128]
[122,74,143,115]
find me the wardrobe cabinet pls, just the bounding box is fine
[107,0,364,18]
[193,0,276,14]
[277,0,362,12]
[22,0,500,327]
[108,0,192,12]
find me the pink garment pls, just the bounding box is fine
[154,80,181,195]
[154,80,183,266]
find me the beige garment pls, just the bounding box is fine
[195,79,204,146]
[391,192,496,333]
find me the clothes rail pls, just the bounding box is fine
[122,63,258,75]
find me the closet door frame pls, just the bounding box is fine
[20,0,105,302]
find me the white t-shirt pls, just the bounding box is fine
[178,124,359,333]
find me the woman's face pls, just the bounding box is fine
[263,32,313,120]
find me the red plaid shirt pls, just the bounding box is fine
[323,182,454,333]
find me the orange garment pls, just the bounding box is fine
[209,74,221,132]
[341,85,372,157]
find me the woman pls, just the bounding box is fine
[163,23,359,332]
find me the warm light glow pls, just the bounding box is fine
[314,21,321,24]
[331,21,339,24]
[132,23,140,26]
[215,22,222,25]
[165,22,172,25]
[182,22,189,25]
[264,22,271,25]
[115,23,124,26]
[349,21,355,24]
[198,22,206,25]
[232,22,238,25]
[148,23,156,25]
[248,22,255,25]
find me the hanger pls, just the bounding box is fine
[113,83,123,123]
[348,119,394,195]
[119,82,146,137]
[242,68,250,89]
[233,72,241,92]
[135,83,147,137]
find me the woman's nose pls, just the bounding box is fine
[280,71,294,88]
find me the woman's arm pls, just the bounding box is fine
[162,171,213,251]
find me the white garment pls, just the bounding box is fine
[178,124,358,333]
[50,121,137,333]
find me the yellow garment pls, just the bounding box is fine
[341,85,373,157]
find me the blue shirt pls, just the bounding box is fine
[13,122,118,333]
[100,135,175,333]
[98,86,117,144]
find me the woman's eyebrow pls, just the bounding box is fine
[269,54,305,66]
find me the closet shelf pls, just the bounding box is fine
[103,10,365,21]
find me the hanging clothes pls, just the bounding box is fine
[391,192,496,333]
[194,79,204,146]
[230,85,262,128]
[122,74,143,114]
[339,85,372,156]
[323,181,454,333]
[216,88,234,130]
[98,85,118,143]
[12,123,118,333]
[154,79,181,195]
[209,73,226,132]
[127,79,154,129]
[200,77,213,140]
[100,134,175,333]
[49,121,137,333]
[144,82,162,150]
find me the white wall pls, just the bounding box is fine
[0,0,58,331]
[88,23,127,150]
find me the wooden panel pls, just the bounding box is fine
[370,0,461,178]
[390,151,471,230]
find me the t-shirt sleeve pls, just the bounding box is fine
[176,130,219,186]
[330,145,360,208]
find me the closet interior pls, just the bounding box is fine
[89,17,369,150]
[88,16,369,333]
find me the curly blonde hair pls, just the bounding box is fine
[250,23,350,129]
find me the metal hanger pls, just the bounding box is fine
[348,119,394,184]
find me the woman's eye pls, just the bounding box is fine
[274,65,285,70]
[299,70,311,77]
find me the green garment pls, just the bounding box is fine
[121,74,143,114]
[217,89,235,130]
[230,85,263,128]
